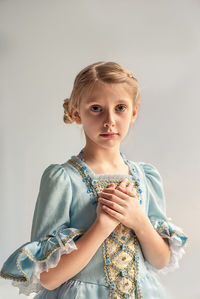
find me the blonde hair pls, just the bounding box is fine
[63,61,140,124]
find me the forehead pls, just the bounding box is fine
[83,82,133,104]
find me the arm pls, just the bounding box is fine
[40,184,120,291]
[40,219,110,290]
[118,180,170,269]
[140,162,188,273]
[132,211,170,269]
[98,179,170,269]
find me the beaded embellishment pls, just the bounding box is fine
[67,150,143,298]
[103,223,143,299]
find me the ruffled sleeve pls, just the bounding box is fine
[138,162,188,274]
[0,164,84,296]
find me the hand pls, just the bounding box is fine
[96,183,120,235]
[98,178,145,231]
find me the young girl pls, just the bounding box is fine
[0,61,187,299]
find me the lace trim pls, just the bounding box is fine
[11,240,77,296]
[69,155,134,180]
[145,218,188,274]
[145,233,186,275]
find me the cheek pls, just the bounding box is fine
[81,111,97,123]
[81,115,100,130]
[120,119,131,133]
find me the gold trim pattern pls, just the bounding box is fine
[0,229,84,282]
[67,157,143,299]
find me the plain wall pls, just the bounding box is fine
[0,0,199,298]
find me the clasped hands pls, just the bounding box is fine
[97,178,144,231]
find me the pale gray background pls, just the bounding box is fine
[0,0,199,298]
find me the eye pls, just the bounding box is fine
[116,104,127,111]
[90,105,102,112]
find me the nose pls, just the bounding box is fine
[103,109,115,128]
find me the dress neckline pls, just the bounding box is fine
[68,153,143,205]
[70,152,135,180]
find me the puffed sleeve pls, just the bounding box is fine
[138,162,188,274]
[0,164,84,296]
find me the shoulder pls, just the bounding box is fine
[130,161,166,213]
[131,161,163,183]
[129,160,165,198]
[40,163,71,186]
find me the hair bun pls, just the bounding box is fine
[63,98,73,124]
[63,98,70,104]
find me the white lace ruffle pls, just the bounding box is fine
[145,232,186,275]
[11,239,77,296]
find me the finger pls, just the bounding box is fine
[105,183,116,190]
[117,178,129,191]
[98,196,124,214]
[101,187,130,201]
[117,179,135,194]
[99,183,115,196]
[126,183,137,197]
[116,179,137,198]
[102,205,122,222]
[99,190,128,204]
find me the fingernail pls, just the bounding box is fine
[109,183,115,187]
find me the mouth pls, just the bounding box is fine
[100,133,119,138]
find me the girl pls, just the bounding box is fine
[0,61,187,299]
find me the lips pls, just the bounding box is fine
[100,133,118,137]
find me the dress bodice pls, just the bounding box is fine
[65,154,144,299]
[0,153,188,299]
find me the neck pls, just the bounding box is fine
[79,146,124,168]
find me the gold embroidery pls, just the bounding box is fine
[67,158,143,298]
[103,224,139,298]
[117,276,133,293]
[0,230,84,282]
[112,251,133,270]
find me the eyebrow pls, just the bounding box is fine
[85,98,130,104]
[85,98,98,103]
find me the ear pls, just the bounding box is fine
[130,105,138,124]
[71,108,82,124]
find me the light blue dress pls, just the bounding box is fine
[0,153,188,299]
